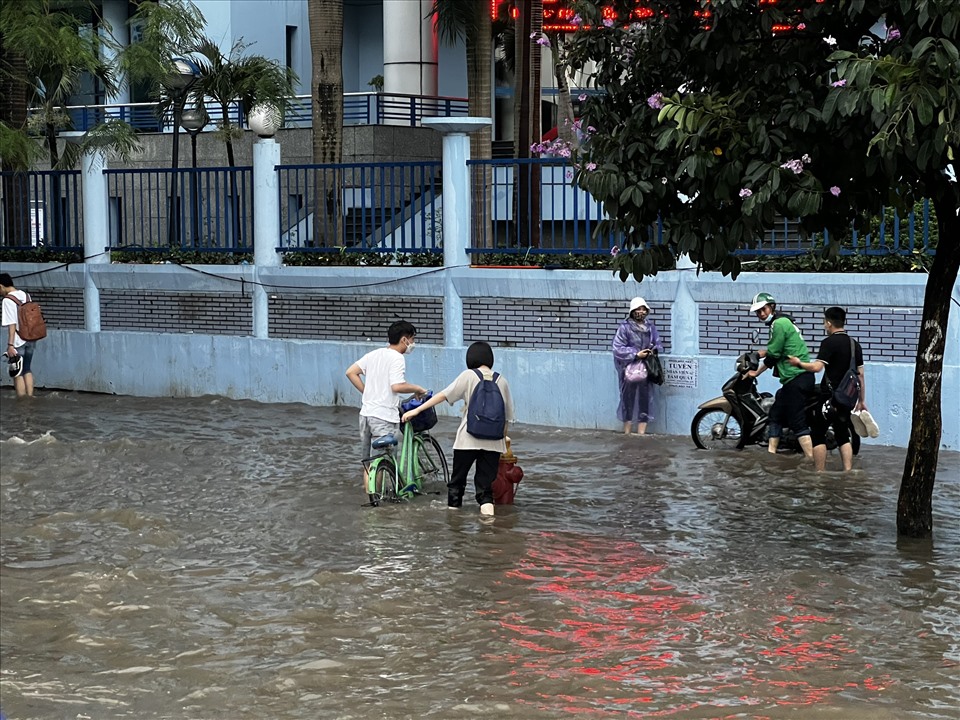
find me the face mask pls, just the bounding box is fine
[764,313,775,326]
[405,340,416,354]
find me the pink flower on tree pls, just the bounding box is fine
[831,79,847,88]
[603,18,615,28]
[578,94,588,102]
[829,186,841,196]
[610,245,620,257]
[780,159,805,174]
[570,14,583,26]
[536,37,550,47]
[739,188,753,198]
[647,92,665,109]
[888,27,901,40]
[586,162,597,171]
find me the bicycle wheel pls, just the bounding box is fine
[691,408,742,450]
[415,434,450,496]
[367,459,399,506]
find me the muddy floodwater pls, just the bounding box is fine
[1,391,958,720]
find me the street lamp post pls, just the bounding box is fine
[180,104,208,247]
[166,56,200,247]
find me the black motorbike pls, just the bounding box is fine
[691,349,836,452]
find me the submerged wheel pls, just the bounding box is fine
[691,409,742,450]
[416,434,450,496]
[368,462,399,506]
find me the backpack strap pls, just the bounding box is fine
[473,369,500,383]
[4,295,22,307]
[848,335,856,372]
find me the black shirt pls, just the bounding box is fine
[816,332,864,389]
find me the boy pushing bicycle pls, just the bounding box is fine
[345,320,427,492]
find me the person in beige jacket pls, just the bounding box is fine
[402,341,514,517]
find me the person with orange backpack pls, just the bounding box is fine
[1,272,44,397]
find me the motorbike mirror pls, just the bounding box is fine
[751,329,761,346]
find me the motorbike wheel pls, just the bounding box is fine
[691,409,743,450]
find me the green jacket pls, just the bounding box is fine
[765,315,810,384]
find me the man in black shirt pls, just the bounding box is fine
[788,307,866,471]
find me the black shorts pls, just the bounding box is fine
[811,405,852,447]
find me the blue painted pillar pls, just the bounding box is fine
[81,149,109,332]
[252,137,281,339]
[422,117,491,347]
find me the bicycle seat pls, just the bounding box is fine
[372,434,399,449]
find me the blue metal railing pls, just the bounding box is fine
[276,161,442,254]
[468,158,621,254]
[37,93,469,133]
[467,158,934,257]
[0,170,83,250]
[103,167,253,252]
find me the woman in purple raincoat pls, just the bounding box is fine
[612,297,663,435]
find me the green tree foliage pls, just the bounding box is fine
[563,0,959,538]
[0,0,118,167]
[187,37,298,167]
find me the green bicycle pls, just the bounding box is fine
[364,423,449,506]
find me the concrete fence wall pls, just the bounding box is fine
[2,260,958,450]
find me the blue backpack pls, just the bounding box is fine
[466,370,506,440]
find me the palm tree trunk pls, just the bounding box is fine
[897,195,960,537]
[308,0,343,247]
[467,3,492,250]
[514,0,542,250]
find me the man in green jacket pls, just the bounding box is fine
[746,292,814,459]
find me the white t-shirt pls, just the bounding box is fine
[440,368,515,452]
[1,290,27,349]
[356,347,406,423]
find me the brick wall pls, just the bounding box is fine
[100,291,253,335]
[698,303,920,363]
[268,295,444,343]
[464,299,673,353]
[29,289,84,330]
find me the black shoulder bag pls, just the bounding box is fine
[831,336,861,411]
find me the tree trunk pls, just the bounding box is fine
[513,1,544,251]
[897,196,960,538]
[0,31,31,244]
[308,0,344,247]
[552,35,576,147]
[220,101,241,248]
[466,3,492,250]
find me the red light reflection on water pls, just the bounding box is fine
[485,532,893,716]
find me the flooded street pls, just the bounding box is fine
[1,391,958,719]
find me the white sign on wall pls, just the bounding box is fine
[665,358,698,388]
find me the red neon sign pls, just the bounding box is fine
[491,1,655,32]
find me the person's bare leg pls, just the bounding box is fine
[767,437,780,454]
[838,442,854,471]
[813,444,828,472]
[636,422,647,436]
[623,422,632,435]
[13,376,26,397]
[24,372,33,397]
[798,435,814,459]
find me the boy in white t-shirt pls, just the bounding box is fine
[345,321,426,489]
[401,341,514,517]
[1,272,35,398]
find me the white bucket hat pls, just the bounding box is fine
[629,297,650,313]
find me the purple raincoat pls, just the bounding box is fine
[612,317,663,423]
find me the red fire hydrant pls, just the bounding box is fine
[493,437,524,505]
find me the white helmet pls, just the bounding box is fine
[750,292,775,313]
